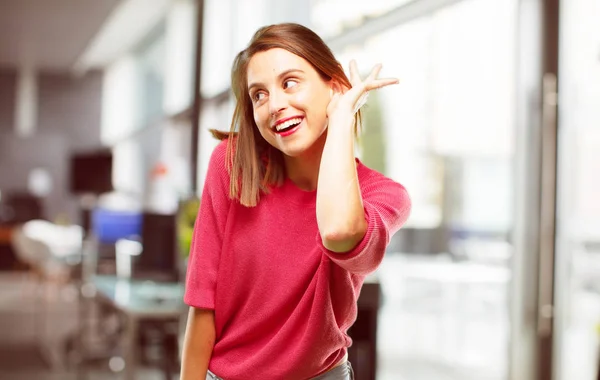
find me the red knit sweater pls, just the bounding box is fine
[184,140,411,379]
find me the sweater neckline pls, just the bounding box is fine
[274,159,366,206]
[277,177,317,206]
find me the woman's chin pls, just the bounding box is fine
[271,128,327,158]
[279,145,306,158]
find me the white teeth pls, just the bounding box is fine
[275,117,303,132]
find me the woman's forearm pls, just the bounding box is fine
[181,307,216,380]
[316,115,367,253]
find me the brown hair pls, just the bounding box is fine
[211,23,361,207]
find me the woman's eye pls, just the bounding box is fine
[253,92,266,102]
[284,79,298,89]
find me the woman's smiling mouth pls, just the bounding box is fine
[272,116,304,136]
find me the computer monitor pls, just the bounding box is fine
[133,212,180,282]
[69,151,113,195]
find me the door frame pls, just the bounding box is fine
[511,0,559,379]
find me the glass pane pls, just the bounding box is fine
[137,26,166,126]
[200,0,234,97]
[555,0,600,378]
[327,0,517,378]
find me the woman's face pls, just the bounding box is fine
[246,48,332,158]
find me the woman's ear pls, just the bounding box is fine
[329,80,341,96]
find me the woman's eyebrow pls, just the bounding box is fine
[248,69,305,92]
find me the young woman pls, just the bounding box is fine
[181,23,411,380]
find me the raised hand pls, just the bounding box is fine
[326,60,399,121]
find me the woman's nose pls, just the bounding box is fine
[268,91,287,116]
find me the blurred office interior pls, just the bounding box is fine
[0,0,598,379]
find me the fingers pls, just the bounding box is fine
[366,78,400,91]
[341,61,399,113]
[366,63,398,89]
[349,61,398,89]
[367,63,383,82]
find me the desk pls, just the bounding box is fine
[87,276,186,380]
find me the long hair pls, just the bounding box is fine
[211,23,361,207]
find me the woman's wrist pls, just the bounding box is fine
[327,113,355,132]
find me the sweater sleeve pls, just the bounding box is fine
[317,170,411,275]
[184,140,231,309]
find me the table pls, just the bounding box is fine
[86,275,186,380]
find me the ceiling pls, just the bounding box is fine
[0,0,120,71]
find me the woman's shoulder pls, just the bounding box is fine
[208,136,238,168]
[356,159,411,216]
[356,159,403,188]
[206,138,234,186]
[212,137,228,157]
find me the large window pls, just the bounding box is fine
[316,0,517,378]
[330,0,515,233]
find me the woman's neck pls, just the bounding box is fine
[283,134,326,191]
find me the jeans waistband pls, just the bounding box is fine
[206,361,354,380]
[312,361,354,380]
[206,370,222,380]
